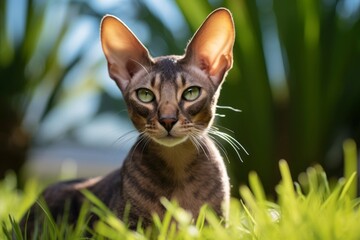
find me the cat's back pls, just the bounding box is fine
[22,170,121,226]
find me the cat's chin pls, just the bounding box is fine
[152,136,188,147]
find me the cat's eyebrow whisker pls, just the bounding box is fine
[216,105,242,112]
[215,113,226,118]
[215,105,242,119]
[129,58,150,76]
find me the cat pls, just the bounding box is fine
[21,7,236,234]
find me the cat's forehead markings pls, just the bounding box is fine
[153,57,182,81]
[160,80,177,102]
[150,74,157,88]
[154,73,162,88]
[176,73,186,88]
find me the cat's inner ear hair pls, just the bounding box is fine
[100,15,153,92]
[181,8,235,87]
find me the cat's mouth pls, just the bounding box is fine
[152,135,188,147]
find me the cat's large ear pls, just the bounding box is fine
[182,8,235,87]
[100,15,153,92]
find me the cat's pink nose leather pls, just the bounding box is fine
[159,117,177,132]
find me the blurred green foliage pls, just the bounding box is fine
[177,0,360,195]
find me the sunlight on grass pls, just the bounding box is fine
[0,140,359,239]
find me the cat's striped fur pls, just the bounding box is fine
[21,8,235,233]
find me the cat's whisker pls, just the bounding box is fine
[187,128,212,160]
[186,129,199,150]
[129,132,148,160]
[212,124,235,134]
[208,127,248,162]
[116,109,129,114]
[190,134,210,160]
[208,134,231,163]
[189,135,201,154]
[113,129,139,147]
[209,127,245,151]
[189,134,202,153]
[187,130,200,150]
[216,136,243,162]
[139,135,152,156]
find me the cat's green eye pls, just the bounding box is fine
[137,88,155,103]
[182,86,201,101]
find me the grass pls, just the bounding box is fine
[1,139,359,239]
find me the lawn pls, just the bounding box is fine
[1,139,359,239]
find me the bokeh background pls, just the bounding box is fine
[1,0,360,196]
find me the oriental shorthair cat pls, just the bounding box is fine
[21,8,236,232]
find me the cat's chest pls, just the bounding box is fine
[170,187,205,217]
[167,162,228,215]
[126,140,228,217]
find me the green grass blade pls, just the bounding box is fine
[9,215,23,240]
[343,139,358,199]
[1,222,12,240]
[35,198,58,236]
[278,160,296,200]
[248,171,266,202]
[339,172,357,201]
[195,204,207,231]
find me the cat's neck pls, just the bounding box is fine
[149,138,197,170]
[139,135,214,180]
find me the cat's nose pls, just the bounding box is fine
[159,117,178,132]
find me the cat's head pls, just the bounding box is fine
[100,8,235,147]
